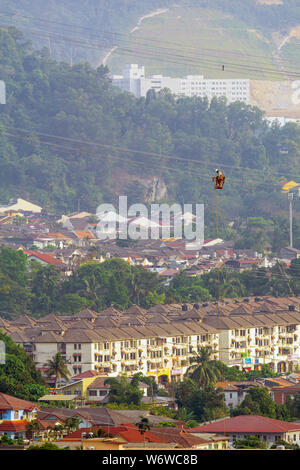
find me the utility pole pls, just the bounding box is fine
[288,192,294,248]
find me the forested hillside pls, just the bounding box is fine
[1,27,300,230]
[0,0,179,65]
[1,0,300,71]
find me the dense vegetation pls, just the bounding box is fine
[1,27,300,229]
[0,0,181,64]
[3,0,300,65]
[0,330,47,400]
[201,0,300,33]
[2,247,300,320]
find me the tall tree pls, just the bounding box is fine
[44,352,70,389]
[185,346,221,389]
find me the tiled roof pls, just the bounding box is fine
[0,393,39,411]
[71,370,101,380]
[87,377,110,390]
[24,250,65,265]
[73,231,96,240]
[190,415,300,434]
[0,420,29,431]
[149,427,211,447]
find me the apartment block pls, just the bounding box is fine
[3,297,300,385]
[112,64,250,104]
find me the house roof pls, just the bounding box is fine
[0,420,30,432]
[189,415,300,434]
[87,377,111,390]
[149,426,213,447]
[0,393,39,411]
[24,250,65,266]
[71,370,101,380]
[73,231,96,240]
[62,424,168,444]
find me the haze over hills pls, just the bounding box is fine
[2,1,300,114]
[2,0,300,74]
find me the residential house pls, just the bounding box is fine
[190,414,300,448]
[0,393,39,440]
[0,198,42,214]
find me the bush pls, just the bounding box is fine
[0,434,14,445]
[154,421,176,427]
[27,442,65,450]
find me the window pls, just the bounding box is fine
[88,390,97,396]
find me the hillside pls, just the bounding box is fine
[2,27,300,232]
[1,1,300,75]
[0,0,181,65]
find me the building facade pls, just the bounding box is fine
[3,297,300,385]
[112,64,250,104]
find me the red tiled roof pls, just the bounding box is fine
[190,415,300,434]
[36,420,55,430]
[87,377,110,389]
[149,426,211,447]
[24,250,65,265]
[73,231,96,240]
[0,393,39,411]
[100,424,168,443]
[62,427,96,440]
[63,424,168,443]
[0,420,29,432]
[71,370,100,380]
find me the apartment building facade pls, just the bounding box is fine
[3,297,300,384]
[112,64,250,104]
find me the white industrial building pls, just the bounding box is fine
[112,64,250,104]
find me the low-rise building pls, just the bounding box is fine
[0,393,39,440]
[190,414,300,448]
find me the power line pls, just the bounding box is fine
[0,9,298,70]
[4,126,300,184]
[3,129,287,195]
[1,13,300,80]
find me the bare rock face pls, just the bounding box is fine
[145,177,168,202]
[251,80,300,118]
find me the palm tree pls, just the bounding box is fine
[65,417,82,435]
[44,352,70,389]
[50,424,65,441]
[175,407,196,421]
[136,416,151,448]
[25,420,41,441]
[185,346,221,389]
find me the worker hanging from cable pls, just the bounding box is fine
[212,169,226,190]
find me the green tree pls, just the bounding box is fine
[104,374,144,406]
[185,346,221,388]
[44,352,70,389]
[136,416,151,448]
[232,386,277,419]
[233,435,267,449]
[0,331,46,400]
[25,420,41,441]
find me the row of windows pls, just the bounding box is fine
[94,354,110,362]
